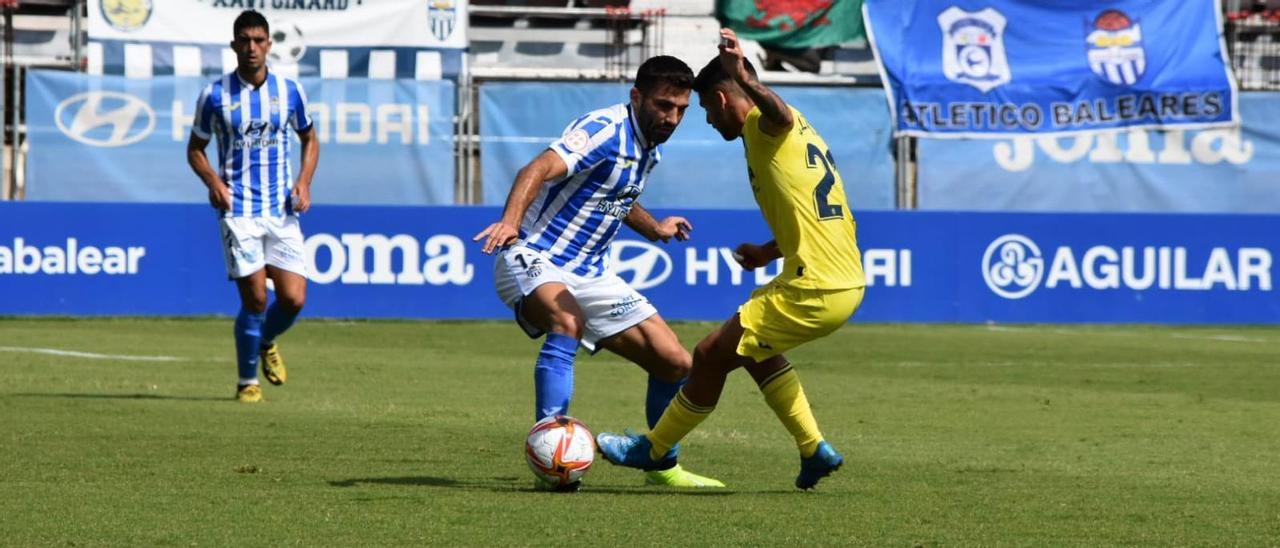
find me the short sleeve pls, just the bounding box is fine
[191,83,216,140]
[743,106,785,145]
[548,115,618,178]
[288,80,314,132]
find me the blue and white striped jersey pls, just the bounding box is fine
[517,103,661,278]
[192,71,313,218]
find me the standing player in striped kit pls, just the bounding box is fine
[186,10,320,403]
[474,56,723,489]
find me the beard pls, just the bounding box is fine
[649,125,675,144]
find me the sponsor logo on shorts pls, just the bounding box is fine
[609,296,644,318]
[275,241,301,261]
[236,248,261,265]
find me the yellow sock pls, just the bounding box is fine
[646,390,713,461]
[759,366,823,457]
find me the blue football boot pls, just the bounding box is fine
[595,431,676,471]
[796,441,844,490]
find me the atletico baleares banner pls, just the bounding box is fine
[89,0,466,79]
[863,0,1237,137]
[717,0,863,49]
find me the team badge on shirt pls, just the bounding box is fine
[563,129,590,152]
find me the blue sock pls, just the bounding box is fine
[646,375,685,428]
[260,301,299,346]
[534,333,578,420]
[234,308,267,383]
[647,375,686,460]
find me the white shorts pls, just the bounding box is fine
[494,246,657,352]
[218,216,308,280]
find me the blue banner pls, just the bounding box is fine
[864,0,1238,136]
[1,202,1276,324]
[917,92,1280,213]
[25,70,456,205]
[479,82,895,211]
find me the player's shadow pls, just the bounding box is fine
[329,476,462,488]
[564,486,735,496]
[328,476,735,496]
[9,392,227,402]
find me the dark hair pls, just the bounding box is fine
[634,56,694,94]
[233,10,270,37]
[693,56,757,95]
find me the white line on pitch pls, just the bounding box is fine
[1169,333,1270,343]
[0,346,185,362]
[984,325,1269,343]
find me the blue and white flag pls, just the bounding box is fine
[863,0,1238,137]
[88,0,465,80]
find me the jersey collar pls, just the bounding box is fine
[627,104,651,150]
[234,69,271,90]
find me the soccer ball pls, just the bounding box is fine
[268,20,306,65]
[524,415,595,489]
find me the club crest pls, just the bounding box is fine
[938,6,1011,93]
[428,0,458,43]
[1086,9,1145,86]
[101,0,152,32]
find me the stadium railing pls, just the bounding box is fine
[1,0,80,200]
[1225,8,1280,90]
[457,0,872,203]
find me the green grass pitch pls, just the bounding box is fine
[2,318,1279,545]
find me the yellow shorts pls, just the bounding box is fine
[736,284,864,362]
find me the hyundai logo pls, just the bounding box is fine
[54,91,155,148]
[610,240,672,290]
[982,234,1043,299]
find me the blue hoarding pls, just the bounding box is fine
[25,70,456,205]
[864,0,1237,136]
[918,93,1280,213]
[479,82,895,211]
[1,202,1276,324]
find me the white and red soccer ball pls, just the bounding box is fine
[524,415,595,488]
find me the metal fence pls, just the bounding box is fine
[1226,15,1280,90]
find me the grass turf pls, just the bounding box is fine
[2,318,1278,545]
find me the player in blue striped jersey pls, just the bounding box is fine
[186,10,320,404]
[475,56,723,489]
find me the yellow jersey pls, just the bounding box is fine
[741,105,865,290]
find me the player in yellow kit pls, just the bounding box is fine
[597,28,866,490]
